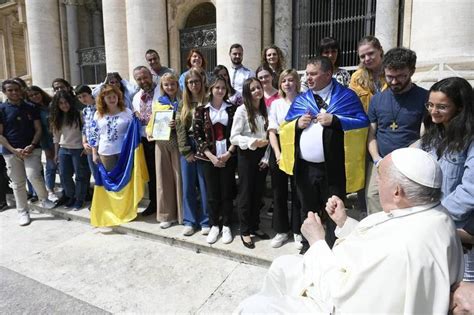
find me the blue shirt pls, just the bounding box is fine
[428,141,474,232]
[0,101,40,154]
[368,84,427,158]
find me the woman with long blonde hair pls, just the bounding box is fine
[176,68,210,236]
[349,36,387,113]
[146,73,183,228]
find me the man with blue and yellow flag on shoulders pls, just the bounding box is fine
[279,56,368,253]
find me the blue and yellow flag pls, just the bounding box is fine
[280,79,369,193]
[90,117,149,227]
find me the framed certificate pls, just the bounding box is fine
[150,110,173,141]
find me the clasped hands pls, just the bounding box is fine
[12,145,35,159]
[301,195,348,246]
[297,113,333,129]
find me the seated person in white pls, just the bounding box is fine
[236,148,464,314]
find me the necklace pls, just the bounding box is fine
[390,96,403,131]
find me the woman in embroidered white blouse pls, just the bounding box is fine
[90,84,133,171]
[230,77,269,249]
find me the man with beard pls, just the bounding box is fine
[366,47,427,214]
[228,43,255,94]
[132,66,161,216]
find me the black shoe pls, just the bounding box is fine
[253,230,270,240]
[141,204,156,216]
[0,202,8,212]
[29,196,39,203]
[240,235,255,249]
[55,195,69,207]
[65,198,76,208]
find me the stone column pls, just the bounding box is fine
[102,0,129,79]
[410,0,474,64]
[64,0,81,85]
[274,0,292,67]
[91,10,104,47]
[216,0,262,71]
[125,0,168,80]
[24,0,63,87]
[374,0,399,51]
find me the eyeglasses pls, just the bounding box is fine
[425,102,451,112]
[187,80,201,86]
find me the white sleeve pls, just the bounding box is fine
[230,107,257,150]
[335,217,359,238]
[267,100,279,131]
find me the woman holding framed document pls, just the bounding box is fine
[194,75,237,244]
[146,73,183,229]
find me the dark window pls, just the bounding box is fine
[292,0,376,70]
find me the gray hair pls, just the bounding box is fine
[388,162,441,205]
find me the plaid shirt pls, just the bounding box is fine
[82,104,97,143]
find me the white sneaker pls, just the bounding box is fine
[48,192,58,202]
[201,227,211,235]
[271,233,289,248]
[182,225,195,236]
[206,226,220,244]
[18,211,31,226]
[159,221,173,229]
[41,199,56,209]
[222,226,233,244]
[294,233,303,250]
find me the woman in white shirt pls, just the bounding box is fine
[230,78,269,249]
[50,90,88,210]
[90,84,133,172]
[267,69,303,249]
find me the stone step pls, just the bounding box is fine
[25,199,298,268]
[22,196,363,268]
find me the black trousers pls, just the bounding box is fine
[141,137,157,207]
[0,155,8,203]
[295,158,336,247]
[200,158,236,227]
[237,147,267,236]
[269,150,301,234]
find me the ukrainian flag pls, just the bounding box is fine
[280,79,369,193]
[90,117,149,227]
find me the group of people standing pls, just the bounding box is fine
[1,38,472,282]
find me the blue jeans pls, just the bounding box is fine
[86,153,98,181]
[44,156,57,191]
[58,148,88,201]
[180,156,209,228]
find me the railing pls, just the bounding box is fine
[413,62,474,85]
[292,0,376,70]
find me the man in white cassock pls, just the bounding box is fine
[236,148,464,314]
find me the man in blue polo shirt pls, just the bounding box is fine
[0,80,55,226]
[366,47,428,214]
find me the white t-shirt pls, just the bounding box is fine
[299,122,325,162]
[90,108,133,155]
[268,98,291,133]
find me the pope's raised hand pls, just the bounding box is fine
[325,195,348,228]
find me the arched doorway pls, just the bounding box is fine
[179,2,216,73]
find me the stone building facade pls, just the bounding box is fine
[0,0,472,89]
